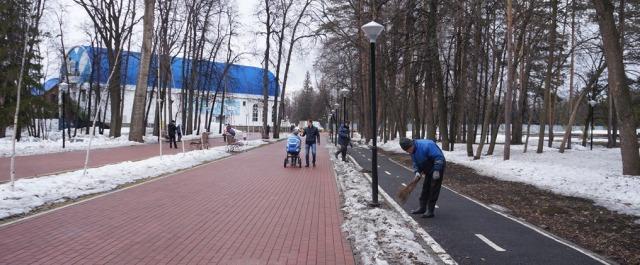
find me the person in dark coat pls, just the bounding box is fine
[334,121,351,162]
[400,138,446,218]
[168,121,178,149]
[301,119,321,167]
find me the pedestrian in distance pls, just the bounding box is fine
[176,123,182,142]
[334,120,351,162]
[301,119,320,167]
[168,120,178,149]
[400,138,446,218]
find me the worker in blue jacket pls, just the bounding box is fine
[400,138,446,218]
[334,121,351,162]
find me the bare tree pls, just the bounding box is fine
[73,0,139,137]
[536,0,558,153]
[591,0,640,175]
[260,0,274,139]
[129,0,156,142]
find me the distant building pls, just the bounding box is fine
[43,45,284,131]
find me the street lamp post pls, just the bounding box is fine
[588,98,597,151]
[334,103,340,146]
[362,21,384,207]
[59,82,69,149]
[340,88,349,124]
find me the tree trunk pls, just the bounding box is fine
[129,0,155,142]
[108,54,122,138]
[592,0,640,175]
[537,0,558,153]
[261,0,272,139]
[504,0,514,160]
[474,41,504,160]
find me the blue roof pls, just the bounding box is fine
[43,78,60,92]
[45,45,279,97]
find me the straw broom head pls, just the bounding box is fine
[396,176,422,205]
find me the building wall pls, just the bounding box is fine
[71,84,280,130]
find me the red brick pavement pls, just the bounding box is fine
[0,140,355,265]
[0,133,261,182]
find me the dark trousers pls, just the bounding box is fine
[169,135,177,148]
[419,160,446,212]
[335,144,348,161]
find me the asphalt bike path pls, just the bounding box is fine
[349,146,609,265]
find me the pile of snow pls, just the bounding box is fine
[0,139,268,219]
[0,129,223,158]
[379,138,640,217]
[330,146,440,265]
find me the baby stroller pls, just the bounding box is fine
[284,134,302,168]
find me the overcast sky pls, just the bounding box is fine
[41,0,317,94]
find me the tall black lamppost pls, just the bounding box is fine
[340,88,349,124]
[362,21,384,207]
[334,103,340,147]
[59,81,69,149]
[588,97,597,151]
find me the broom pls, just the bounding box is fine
[396,174,423,204]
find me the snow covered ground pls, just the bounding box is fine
[378,138,640,218]
[0,127,223,158]
[330,145,449,265]
[0,139,268,219]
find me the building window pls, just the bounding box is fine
[252,104,258,122]
[243,101,246,106]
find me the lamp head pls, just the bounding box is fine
[361,21,384,43]
[59,81,69,92]
[340,88,350,96]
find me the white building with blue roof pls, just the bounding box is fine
[44,45,282,130]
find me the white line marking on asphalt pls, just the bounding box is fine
[367,158,371,161]
[401,183,407,187]
[475,234,506,252]
[384,171,391,175]
[396,175,400,178]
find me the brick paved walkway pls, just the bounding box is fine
[0,140,355,265]
[0,133,261,182]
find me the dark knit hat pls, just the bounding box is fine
[399,138,414,151]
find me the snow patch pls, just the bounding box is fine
[330,146,439,265]
[1,126,223,157]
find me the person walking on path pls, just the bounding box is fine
[400,138,446,218]
[334,121,351,162]
[168,121,178,149]
[176,124,183,142]
[301,119,320,167]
